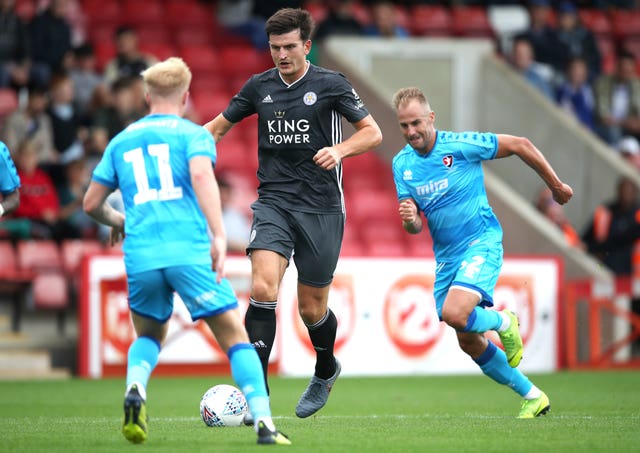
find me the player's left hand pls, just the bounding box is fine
[211,236,227,282]
[313,147,341,170]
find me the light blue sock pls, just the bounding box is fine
[126,336,161,396]
[462,307,503,333]
[228,343,271,420]
[474,341,533,396]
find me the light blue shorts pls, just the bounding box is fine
[433,241,503,319]
[127,264,238,323]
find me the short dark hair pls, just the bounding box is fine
[265,8,314,42]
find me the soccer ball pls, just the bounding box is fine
[199,384,248,427]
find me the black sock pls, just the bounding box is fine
[245,299,277,394]
[307,309,337,379]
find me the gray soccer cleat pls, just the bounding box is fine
[295,359,341,418]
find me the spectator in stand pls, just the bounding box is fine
[0,140,20,219]
[363,1,409,38]
[90,76,144,157]
[515,0,564,79]
[617,136,640,172]
[9,138,64,240]
[582,176,640,275]
[56,157,95,238]
[1,82,56,164]
[103,26,157,86]
[0,0,40,90]
[68,43,105,120]
[555,1,601,82]
[509,36,555,100]
[556,56,595,131]
[28,0,73,86]
[593,49,640,145]
[46,71,85,167]
[535,186,583,248]
[314,0,364,42]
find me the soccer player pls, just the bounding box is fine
[391,87,573,418]
[0,141,20,217]
[204,8,382,419]
[83,57,290,445]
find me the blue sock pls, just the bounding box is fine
[126,336,161,395]
[474,342,533,397]
[228,343,271,420]
[463,307,503,333]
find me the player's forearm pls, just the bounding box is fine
[193,173,226,241]
[510,138,564,191]
[86,202,124,228]
[0,189,20,217]
[403,217,423,234]
[203,114,233,144]
[337,119,383,159]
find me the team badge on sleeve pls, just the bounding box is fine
[442,155,454,168]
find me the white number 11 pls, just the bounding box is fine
[123,144,183,205]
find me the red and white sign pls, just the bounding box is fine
[79,254,561,378]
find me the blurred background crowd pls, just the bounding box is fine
[0,0,639,282]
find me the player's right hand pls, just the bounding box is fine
[552,183,573,205]
[398,199,418,223]
[211,236,227,282]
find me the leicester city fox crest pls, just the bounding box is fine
[442,155,454,168]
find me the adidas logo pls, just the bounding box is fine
[262,95,273,103]
[253,340,268,349]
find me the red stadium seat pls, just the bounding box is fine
[17,240,62,273]
[15,0,35,21]
[135,26,171,45]
[350,1,372,26]
[93,41,117,73]
[451,7,494,38]
[0,241,17,276]
[349,189,399,224]
[82,0,121,28]
[179,44,220,76]
[578,8,611,37]
[393,5,411,31]
[303,1,328,24]
[218,45,273,77]
[339,238,366,257]
[409,5,452,37]
[139,42,177,62]
[609,10,640,41]
[121,0,165,27]
[361,220,404,244]
[190,75,229,98]
[191,90,231,124]
[60,239,103,277]
[365,240,408,257]
[174,28,216,47]
[32,271,69,310]
[404,232,434,257]
[165,0,215,29]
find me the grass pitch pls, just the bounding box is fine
[1,370,638,452]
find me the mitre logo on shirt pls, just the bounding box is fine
[442,155,453,168]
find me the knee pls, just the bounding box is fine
[251,278,279,302]
[441,304,470,331]
[298,303,324,325]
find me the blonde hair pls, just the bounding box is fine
[141,57,192,98]
[392,87,431,112]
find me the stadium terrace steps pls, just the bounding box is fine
[0,350,71,380]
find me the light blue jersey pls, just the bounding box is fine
[0,141,20,195]
[393,130,502,261]
[92,114,216,274]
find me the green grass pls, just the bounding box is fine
[1,371,639,452]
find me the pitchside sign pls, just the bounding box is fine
[78,254,561,378]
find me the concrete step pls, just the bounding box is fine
[0,350,51,371]
[0,367,71,380]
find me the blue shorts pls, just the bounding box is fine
[433,241,503,319]
[127,264,238,323]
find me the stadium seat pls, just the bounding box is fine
[361,220,404,244]
[179,44,220,75]
[404,232,434,257]
[408,5,452,37]
[217,45,273,77]
[165,0,215,29]
[139,42,177,62]
[135,26,171,45]
[82,0,121,28]
[578,8,612,37]
[339,238,366,257]
[451,7,494,38]
[191,90,232,125]
[190,75,229,98]
[60,239,103,277]
[595,35,616,74]
[609,10,640,41]
[0,241,17,276]
[303,1,328,23]
[174,28,216,47]
[15,0,35,21]
[350,1,372,26]
[32,270,70,334]
[93,41,117,73]
[121,0,165,27]
[349,189,400,224]
[88,24,117,47]
[17,240,62,273]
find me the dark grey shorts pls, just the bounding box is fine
[248,200,345,287]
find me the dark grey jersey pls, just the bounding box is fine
[223,63,370,214]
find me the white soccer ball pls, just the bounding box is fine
[199,384,248,427]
